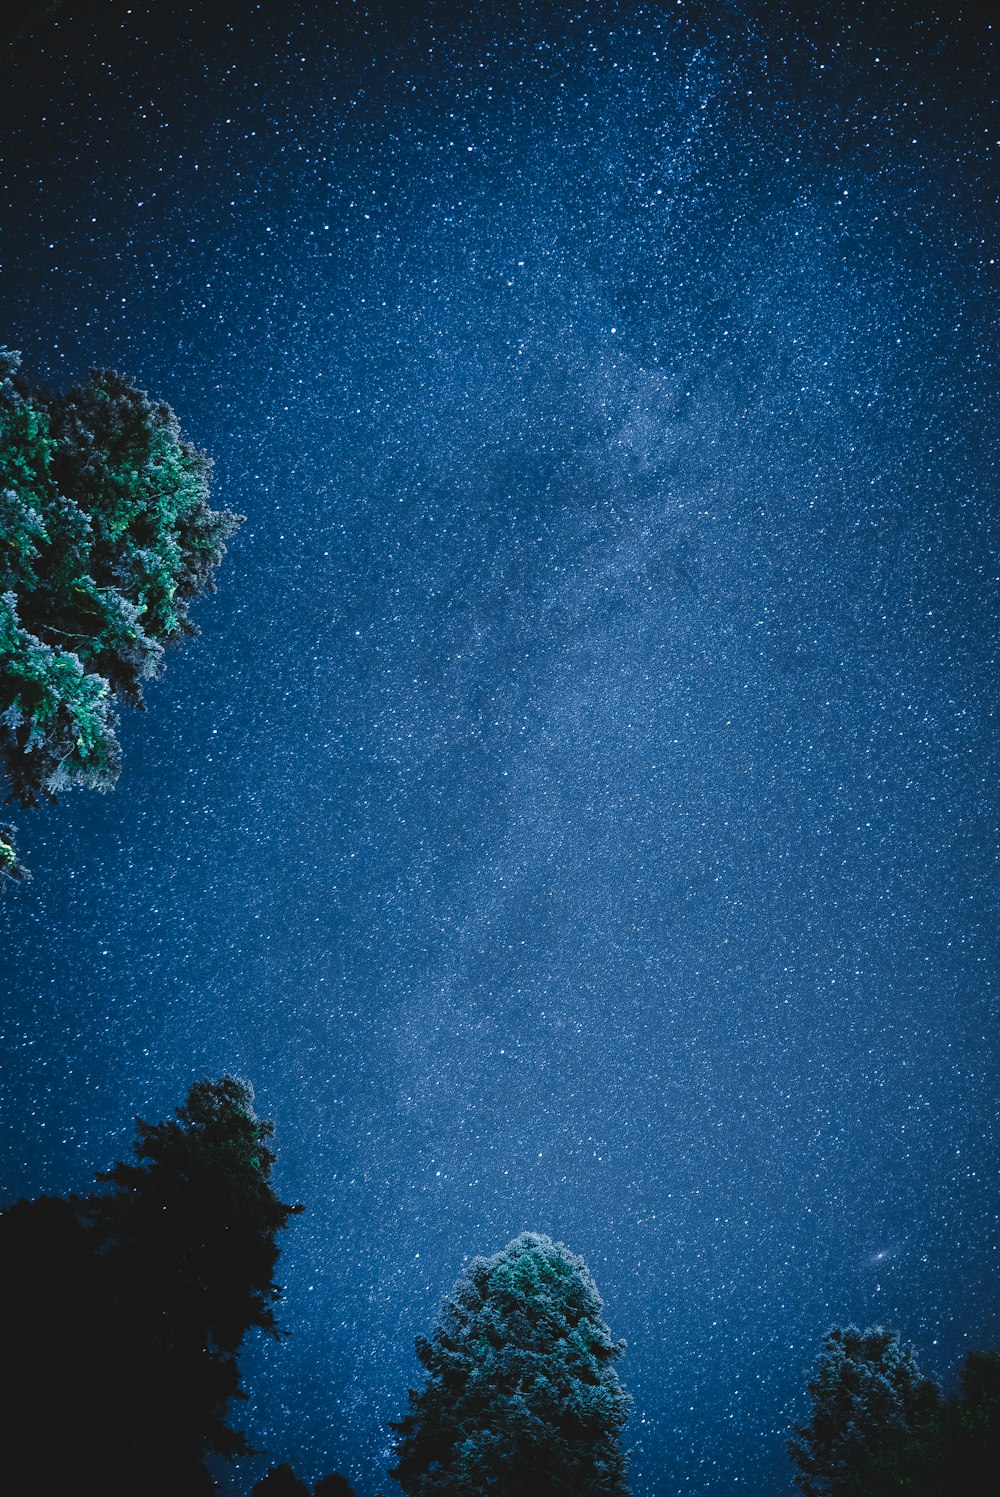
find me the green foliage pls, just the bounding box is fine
[0,348,241,808]
[390,1231,632,1497]
[0,589,119,798]
[0,821,29,884]
[788,1326,941,1496]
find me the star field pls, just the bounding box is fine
[1,4,996,1493]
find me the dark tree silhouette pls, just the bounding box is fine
[788,1325,940,1496]
[251,1466,356,1496]
[314,1476,359,1497]
[2,1076,300,1494]
[390,1231,632,1497]
[252,1464,311,1496]
[840,1347,1000,1496]
[0,349,241,847]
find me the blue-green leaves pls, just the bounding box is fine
[391,1232,632,1496]
[0,351,242,812]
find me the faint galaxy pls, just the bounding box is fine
[0,3,996,1494]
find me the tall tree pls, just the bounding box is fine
[390,1231,632,1497]
[2,1076,301,1494]
[788,1325,940,1496]
[0,349,241,851]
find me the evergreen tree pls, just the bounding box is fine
[390,1231,632,1497]
[2,1076,301,1494]
[840,1347,1000,1496]
[0,349,241,816]
[788,1325,940,1496]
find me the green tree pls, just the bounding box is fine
[788,1325,940,1496]
[390,1231,632,1497]
[1,1076,301,1494]
[0,349,241,822]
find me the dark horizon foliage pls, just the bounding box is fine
[252,1464,312,1496]
[1,1075,301,1495]
[390,1231,632,1497]
[838,1347,1000,1496]
[252,1464,358,1496]
[0,348,241,833]
[788,1325,941,1496]
[313,1475,361,1497]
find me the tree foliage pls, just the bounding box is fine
[839,1347,1000,1495]
[0,820,28,883]
[0,348,241,810]
[252,1467,358,1497]
[788,1325,941,1496]
[390,1231,632,1497]
[314,1476,359,1497]
[1,1076,300,1494]
[252,1464,313,1496]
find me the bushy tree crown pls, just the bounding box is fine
[788,1325,940,1497]
[391,1231,632,1497]
[0,348,241,809]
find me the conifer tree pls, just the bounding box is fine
[0,820,28,883]
[390,1231,632,1497]
[788,1325,940,1496]
[2,1076,300,1494]
[840,1347,1000,1496]
[0,349,241,844]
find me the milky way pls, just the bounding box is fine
[1,4,996,1493]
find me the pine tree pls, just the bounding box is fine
[390,1231,632,1497]
[0,349,241,815]
[1,1076,301,1493]
[788,1325,940,1496]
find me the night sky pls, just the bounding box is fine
[1,3,997,1493]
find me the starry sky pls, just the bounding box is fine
[1,2,996,1492]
